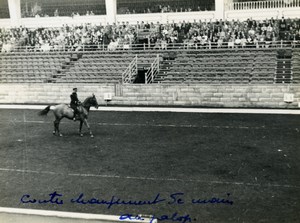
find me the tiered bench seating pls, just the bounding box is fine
[0,52,69,83]
[0,49,296,85]
[157,49,277,84]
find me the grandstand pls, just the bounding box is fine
[0,1,300,223]
[0,0,300,108]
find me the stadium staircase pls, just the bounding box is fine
[275,49,292,84]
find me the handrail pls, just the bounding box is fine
[229,0,300,10]
[145,54,160,84]
[1,41,300,54]
[122,55,138,84]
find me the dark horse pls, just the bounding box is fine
[38,95,99,137]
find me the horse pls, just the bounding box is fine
[38,94,99,137]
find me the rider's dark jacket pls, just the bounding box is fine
[70,92,79,109]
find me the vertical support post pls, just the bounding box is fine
[105,0,117,24]
[8,0,21,26]
[215,0,225,20]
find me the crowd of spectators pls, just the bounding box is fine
[118,4,213,14]
[117,0,214,14]
[21,0,213,17]
[1,17,300,53]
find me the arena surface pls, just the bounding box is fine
[0,108,299,223]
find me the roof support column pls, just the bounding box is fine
[215,0,225,20]
[8,0,21,26]
[105,0,117,24]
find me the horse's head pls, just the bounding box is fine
[90,94,99,109]
[82,94,99,110]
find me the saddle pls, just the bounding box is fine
[70,105,86,120]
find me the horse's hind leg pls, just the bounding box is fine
[53,120,56,135]
[79,121,84,137]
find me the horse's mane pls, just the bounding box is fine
[82,96,93,105]
[81,95,97,112]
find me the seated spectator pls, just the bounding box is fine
[259,34,266,48]
[1,40,13,52]
[240,35,247,48]
[200,33,208,48]
[153,38,161,49]
[253,37,259,48]
[123,39,130,50]
[54,9,59,17]
[41,40,51,52]
[187,38,195,49]
[217,37,223,48]
[234,36,241,48]
[108,39,118,51]
[228,37,234,48]
[161,38,168,49]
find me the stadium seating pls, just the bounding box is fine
[0,52,70,83]
[53,51,160,83]
[0,48,299,85]
[156,49,277,84]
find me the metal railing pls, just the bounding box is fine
[145,54,160,84]
[1,40,300,54]
[229,0,300,10]
[122,55,138,84]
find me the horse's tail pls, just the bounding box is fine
[38,105,51,116]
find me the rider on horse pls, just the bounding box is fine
[70,88,80,121]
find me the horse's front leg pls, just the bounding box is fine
[83,118,94,138]
[79,120,83,137]
[54,119,63,137]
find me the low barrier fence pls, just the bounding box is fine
[1,40,300,53]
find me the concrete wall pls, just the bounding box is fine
[0,83,299,108]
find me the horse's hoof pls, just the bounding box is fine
[59,134,63,137]
[90,135,94,138]
[52,131,56,135]
[80,134,83,137]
